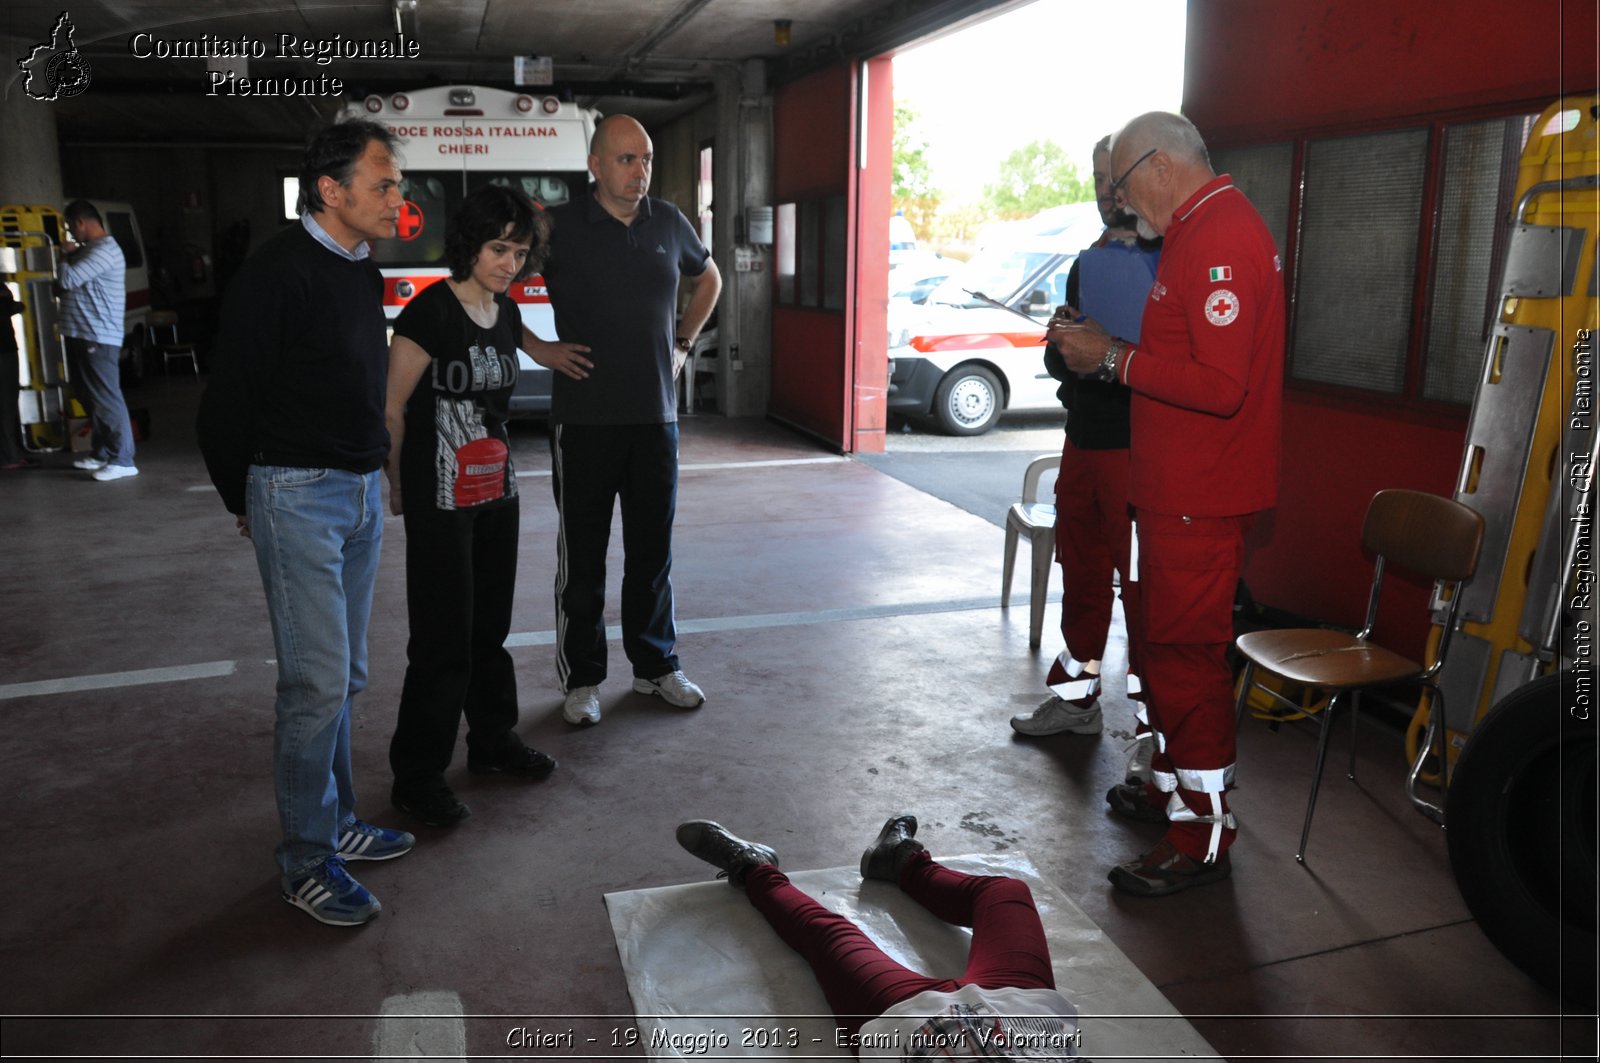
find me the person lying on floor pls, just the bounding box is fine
[676,815,1084,1061]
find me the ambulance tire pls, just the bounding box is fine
[1445,669,1596,1005]
[933,365,1002,436]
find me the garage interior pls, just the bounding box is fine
[2,0,1597,1059]
[1,376,1589,1059]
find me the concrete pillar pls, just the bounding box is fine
[711,60,773,418]
[0,36,66,207]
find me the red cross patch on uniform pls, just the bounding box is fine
[1204,288,1240,326]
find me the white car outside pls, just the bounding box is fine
[887,203,1104,435]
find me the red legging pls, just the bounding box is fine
[743,852,1055,1043]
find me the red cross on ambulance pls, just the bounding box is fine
[398,200,425,241]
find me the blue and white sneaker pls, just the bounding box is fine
[281,857,381,927]
[336,820,416,861]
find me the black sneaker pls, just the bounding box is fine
[860,814,925,883]
[391,779,471,827]
[467,733,557,779]
[1106,781,1168,825]
[675,820,779,888]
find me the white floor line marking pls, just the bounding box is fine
[517,454,847,477]
[503,594,1019,646]
[8,595,1053,697]
[373,990,465,1063]
[0,660,237,701]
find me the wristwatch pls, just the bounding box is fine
[675,336,694,353]
[1096,339,1127,383]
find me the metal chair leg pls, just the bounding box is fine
[1234,661,1256,727]
[1347,689,1360,780]
[1298,692,1343,864]
[1405,686,1448,825]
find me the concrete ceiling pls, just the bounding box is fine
[4,0,1020,144]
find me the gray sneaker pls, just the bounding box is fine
[562,686,601,726]
[1010,694,1103,736]
[633,670,705,708]
[675,820,778,888]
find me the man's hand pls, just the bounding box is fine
[235,515,251,540]
[1046,310,1116,375]
[672,346,688,380]
[522,328,593,380]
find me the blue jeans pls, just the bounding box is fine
[63,337,135,466]
[248,465,384,878]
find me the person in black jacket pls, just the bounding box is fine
[197,119,415,928]
[1010,135,1160,755]
[0,283,33,470]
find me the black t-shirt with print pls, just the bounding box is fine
[394,279,520,512]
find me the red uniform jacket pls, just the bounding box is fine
[1123,175,1285,517]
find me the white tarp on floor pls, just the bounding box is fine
[604,852,1216,1061]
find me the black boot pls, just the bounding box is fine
[860,814,925,883]
[676,820,779,889]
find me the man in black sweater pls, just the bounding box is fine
[197,120,416,927]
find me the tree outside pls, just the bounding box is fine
[892,104,941,242]
[982,140,1095,218]
[893,110,1096,258]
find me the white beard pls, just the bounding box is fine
[1133,212,1160,241]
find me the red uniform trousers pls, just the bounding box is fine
[743,853,1055,1047]
[1047,440,1140,691]
[1130,510,1251,862]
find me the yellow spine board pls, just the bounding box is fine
[0,204,71,449]
[1408,97,1600,774]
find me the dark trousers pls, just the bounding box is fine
[549,421,680,690]
[389,500,521,786]
[1,343,23,464]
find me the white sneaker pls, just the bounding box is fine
[92,464,139,482]
[633,670,705,708]
[562,685,601,726]
[72,456,106,471]
[1010,694,1103,736]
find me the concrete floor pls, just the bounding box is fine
[0,376,1591,1061]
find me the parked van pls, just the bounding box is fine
[887,203,1104,435]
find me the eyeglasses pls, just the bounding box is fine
[1109,148,1158,199]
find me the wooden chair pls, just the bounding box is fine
[1232,489,1485,863]
[1001,454,1058,648]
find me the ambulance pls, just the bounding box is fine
[886,202,1104,435]
[341,85,600,415]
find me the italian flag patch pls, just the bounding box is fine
[1208,266,1232,281]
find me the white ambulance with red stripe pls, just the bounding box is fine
[342,85,599,415]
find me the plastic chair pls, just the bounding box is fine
[146,310,198,374]
[680,329,717,413]
[1232,489,1484,863]
[1001,454,1059,648]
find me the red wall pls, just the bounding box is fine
[1186,0,1598,143]
[1184,0,1597,657]
[852,56,894,455]
[1247,398,1464,649]
[771,65,853,445]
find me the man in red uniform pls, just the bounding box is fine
[1050,111,1284,896]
